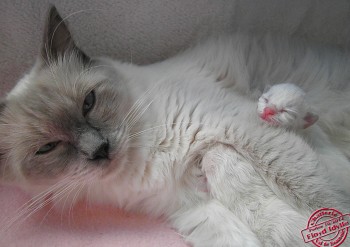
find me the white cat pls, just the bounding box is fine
[0,7,350,247]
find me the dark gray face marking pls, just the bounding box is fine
[78,128,109,160]
[0,6,133,184]
[41,6,90,66]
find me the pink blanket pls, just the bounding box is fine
[0,186,188,247]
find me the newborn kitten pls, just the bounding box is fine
[257,83,318,129]
[1,7,350,247]
[257,83,350,191]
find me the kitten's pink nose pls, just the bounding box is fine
[261,107,276,120]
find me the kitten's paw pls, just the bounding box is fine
[257,83,318,129]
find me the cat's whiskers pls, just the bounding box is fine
[85,182,93,214]
[66,168,98,226]
[121,81,161,128]
[0,182,69,235]
[127,98,156,130]
[38,179,82,227]
[126,123,175,140]
[121,93,150,128]
[84,170,102,214]
[39,169,97,227]
[58,179,83,225]
[70,183,86,226]
[7,176,72,218]
[0,169,91,236]
[22,176,87,228]
[57,180,81,227]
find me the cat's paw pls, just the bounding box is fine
[257,83,318,129]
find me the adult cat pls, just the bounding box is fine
[0,7,349,247]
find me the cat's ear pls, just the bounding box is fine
[303,112,319,129]
[40,6,90,65]
[0,100,13,183]
[0,99,6,122]
[0,100,8,182]
[0,100,5,114]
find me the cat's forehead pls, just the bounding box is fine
[19,65,100,95]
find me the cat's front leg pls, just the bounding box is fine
[170,200,262,247]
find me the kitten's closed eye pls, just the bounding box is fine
[36,141,61,155]
[257,83,318,129]
[83,90,96,116]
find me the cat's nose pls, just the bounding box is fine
[261,107,276,120]
[91,141,109,160]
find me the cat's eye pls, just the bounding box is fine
[36,141,60,155]
[83,90,95,116]
[263,97,268,103]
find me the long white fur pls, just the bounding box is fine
[7,34,350,246]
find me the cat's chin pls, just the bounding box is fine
[98,161,119,178]
[97,154,126,179]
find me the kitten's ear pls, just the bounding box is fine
[303,112,319,129]
[41,6,90,65]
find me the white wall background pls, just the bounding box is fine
[1,0,350,94]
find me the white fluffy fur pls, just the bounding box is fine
[7,34,350,246]
[83,35,350,246]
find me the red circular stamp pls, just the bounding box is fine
[301,208,350,247]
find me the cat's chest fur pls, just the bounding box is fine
[100,62,287,216]
[135,64,256,160]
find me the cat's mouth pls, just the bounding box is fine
[86,157,111,167]
[96,159,121,179]
[91,146,126,177]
